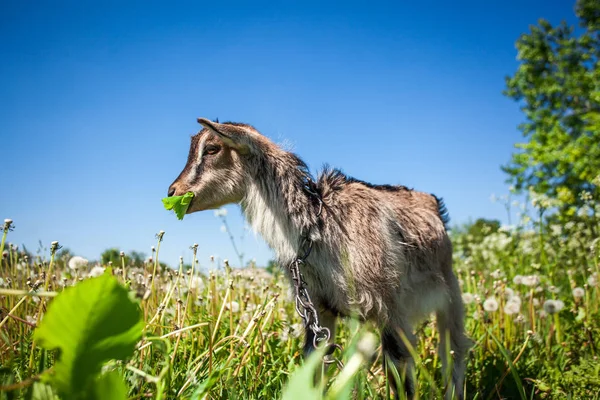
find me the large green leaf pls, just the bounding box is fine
[34,274,143,398]
[281,348,326,400]
[162,192,194,220]
[30,383,60,400]
[90,370,128,400]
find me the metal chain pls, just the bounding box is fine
[288,181,344,369]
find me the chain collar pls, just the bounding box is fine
[288,180,343,369]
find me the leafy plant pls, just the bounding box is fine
[34,273,144,399]
[162,192,195,220]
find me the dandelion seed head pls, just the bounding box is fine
[514,315,525,324]
[513,275,523,285]
[291,323,303,338]
[279,330,289,342]
[68,256,88,270]
[543,299,564,314]
[461,293,474,304]
[588,273,598,287]
[225,300,240,313]
[88,266,105,278]
[521,275,540,287]
[357,333,378,358]
[214,208,228,217]
[504,299,521,315]
[483,297,499,312]
[572,287,585,299]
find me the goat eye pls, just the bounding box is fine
[204,145,221,155]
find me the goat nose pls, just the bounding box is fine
[168,186,176,197]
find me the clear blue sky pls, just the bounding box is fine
[1,0,579,269]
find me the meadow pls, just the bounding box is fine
[1,185,599,400]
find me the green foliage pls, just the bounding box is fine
[100,248,147,268]
[34,274,143,399]
[90,370,128,400]
[503,0,600,211]
[128,251,146,268]
[265,259,279,275]
[162,192,194,220]
[281,348,326,400]
[100,247,122,266]
[30,383,59,400]
[1,201,600,399]
[451,218,501,258]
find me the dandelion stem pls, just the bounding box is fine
[0,294,31,329]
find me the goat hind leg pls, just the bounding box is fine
[381,323,416,400]
[436,283,471,399]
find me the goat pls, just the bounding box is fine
[168,118,471,399]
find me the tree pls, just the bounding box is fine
[128,251,146,268]
[451,218,502,258]
[101,248,122,266]
[503,0,600,213]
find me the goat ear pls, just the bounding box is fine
[197,118,252,154]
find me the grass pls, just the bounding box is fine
[1,192,600,399]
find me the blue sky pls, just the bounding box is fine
[1,0,579,269]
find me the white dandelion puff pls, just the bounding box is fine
[572,287,585,299]
[190,275,204,290]
[279,330,289,342]
[548,285,560,294]
[226,301,240,313]
[504,299,521,315]
[214,208,228,217]
[68,256,88,270]
[521,275,540,287]
[513,275,523,285]
[461,293,475,305]
[291,323,303,338]
[483,297,499,312]
[508,294,522,306]
[88,266,105,278]
[543,299,564,314]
